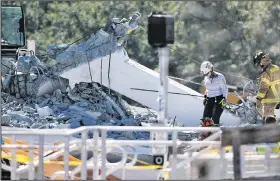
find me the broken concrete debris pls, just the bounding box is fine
[1,80,163,140]
[1,80,195,140]
[35,104,54,117]
[1,12,199,142]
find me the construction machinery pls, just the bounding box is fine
[1,5,26,57]
[1,6,25,180]
[1,6,72,180]
[1,5,35,73]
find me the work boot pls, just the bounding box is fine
[264,116,277,124]
[200,118,214,127]
[198,118,214,140]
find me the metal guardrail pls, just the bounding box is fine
[221,124,280,180]
[1,126,280,180]
[1,126,220,180]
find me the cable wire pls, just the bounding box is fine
[135,25,252,81]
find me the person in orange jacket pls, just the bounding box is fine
[253,52,280,123]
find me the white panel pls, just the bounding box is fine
[59,49,241,127]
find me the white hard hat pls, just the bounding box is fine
[200,61,213,75]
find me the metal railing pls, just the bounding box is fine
[1,126,280,180]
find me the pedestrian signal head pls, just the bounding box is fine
[200,61,213,75]
[148,12,174,48]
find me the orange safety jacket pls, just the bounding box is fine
[256,64,280,104]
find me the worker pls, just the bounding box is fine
[199,61,228,139]
[253,52,280,123]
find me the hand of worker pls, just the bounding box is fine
[256,98,262,108]
[203,95,207,106]
[219,97,228,109]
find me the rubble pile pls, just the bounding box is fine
[1,80,199,142]
[1,80,161,140]
[1,79,197,141]
[0,12,200,142]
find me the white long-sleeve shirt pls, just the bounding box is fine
[204,72,228,98]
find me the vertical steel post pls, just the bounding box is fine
[11,135,16,180]
[219,147,226,179]
[64,136,70,180]
[93,130,99,180]
[240,145,245,178]
[157,46,169,126]
[154,46,170,158]
[81,131,87,180]
[101,130,107,180]
[232,130,241,180]
[28,138,35,180]
[264,145,271,174]
[170,131,178,179]
[38,135,44,180]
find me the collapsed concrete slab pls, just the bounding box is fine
[1,12,262,142]
[45,13,243,127]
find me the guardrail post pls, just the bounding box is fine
[93,129,99,180]
[219,147,226,179]
[232,129,241,180]
[64,136,70,180]
[240,145,246,178]
[169,131,178,180]
[38,135,44,180]
[265,145,271,174]
[28,138,35,180]
[11,135,16,180]
[222,124,280,180]
[185,152,192,180]
[101,129,107,180]
[81,131,87,180]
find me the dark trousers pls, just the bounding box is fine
[203,95,224,125]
